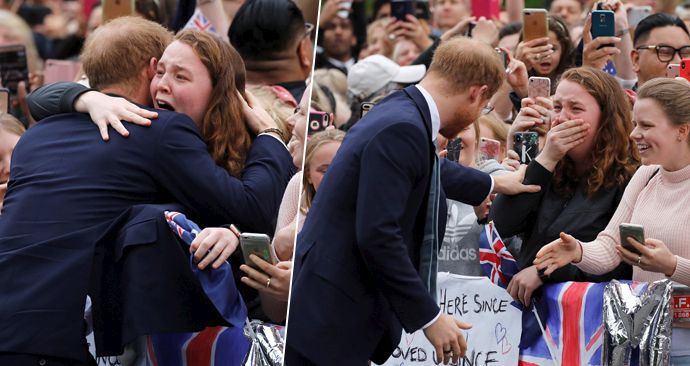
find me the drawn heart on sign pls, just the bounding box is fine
[404,333,415,347]
[494,323,507,344]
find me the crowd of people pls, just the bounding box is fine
[298,0,690,364]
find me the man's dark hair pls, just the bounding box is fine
[498,21,522,40]
[633,13,689,46]
[228,0,305,61]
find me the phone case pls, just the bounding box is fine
[681,60,690,82]
[513,132,539,164]
[240,233,273,271]
[308,111,330,135]
[479,138,501,162]
[446,138,463,163]
[102,0,135,22]
[667,64,680,78]
[496,48,508,69]
[627,6,652,28]
[528,77,551,99]
[360,102,374,119]
[0,44,29,96]
[619,223,644,255]
[390,0,414,21]
[472,0,499,20]
[0,88,8,114]
[43,59,82,85]
[522,9,548,42]
[591,10,615,48]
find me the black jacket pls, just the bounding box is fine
[490,160,632,283]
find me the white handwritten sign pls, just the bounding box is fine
[382,274,521,366]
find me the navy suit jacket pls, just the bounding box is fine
[0,109,293,361]
[287,86,492,365]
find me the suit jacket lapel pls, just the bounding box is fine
[404,86,433,143]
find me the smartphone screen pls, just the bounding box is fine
[308,111,330,136]
[522,9,548,42]
[390,0,414,22]
[619,223,644,255]
[528,77,551,99]
[513,132,539,164]
[0,88,8,114]
[0,45,29,97]
[446,138,462,163]
[240,233,273,272]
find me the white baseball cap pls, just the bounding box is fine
[347,55,426,100]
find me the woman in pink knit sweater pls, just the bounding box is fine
[534,78,690,359]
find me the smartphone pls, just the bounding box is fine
[619,223,644,255]
[465,21,477,37]
[496,48,508,69]
[43,59,82,85]
[472,0,500,20]
[360,102,374,119]
[667,63,680,78]
[308,111,331,135]
[0,88,8,114]
[591,10,615,49]
[479,137,501,162]
[446,138,463,163]
[240,233,274,272]
[627,6,652,28]
[528,77,551,99]
[681,59,690,82]
[522,9,548,42]
[391,0,415,22]
[102,0,135,22]
[513,131,539,164]
[0,44,29,97]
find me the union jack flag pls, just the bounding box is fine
[478,221,518,288]
[603,61,617,76]
[184,8,217,33]
[146,326,250,366]
[518,282,613,366]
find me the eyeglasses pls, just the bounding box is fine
[481,104,494,116]
[635,45,690,62]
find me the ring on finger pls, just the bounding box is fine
[266,277,272,288]
[637,255,642,265]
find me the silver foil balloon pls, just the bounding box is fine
[603,279,673,366]
[242,320,284,366]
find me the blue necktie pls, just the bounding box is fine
[419,151,441,301]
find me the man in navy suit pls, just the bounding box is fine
[0,17,293,365]
[286,37,540,365]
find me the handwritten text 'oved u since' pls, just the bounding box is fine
[391,347,499,366]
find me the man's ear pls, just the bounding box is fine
[468,85,489,104]
[297,38,313,72]
[631,49,641,74]
[147,57,158,80]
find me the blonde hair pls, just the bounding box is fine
[427,37,505,97]
[0,10,41,73]
[247,85,293,143]
[0,113,25,136]
[81,16,172,90]
[478,113,508,146]
[366,18,395,59]
[637,78,690,148]
[301,129,345,213]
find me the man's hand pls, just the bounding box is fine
[492,165,541,195]
[507,265,543,307]
[423,313,471,364]
[190,227,239,270]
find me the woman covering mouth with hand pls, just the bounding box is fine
[534,78,690,363]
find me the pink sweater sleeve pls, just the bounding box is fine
[671,256,690,286]
[274,172,302,237]
[575,166,658,275]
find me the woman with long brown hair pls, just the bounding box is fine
[490,66,639,306]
